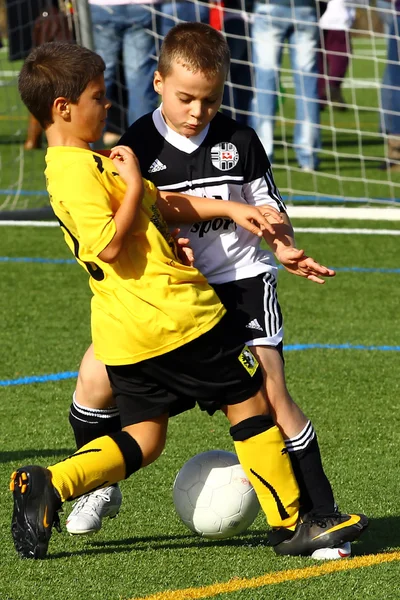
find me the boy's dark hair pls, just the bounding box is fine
[158,22,230,79]
[18,42,105,128]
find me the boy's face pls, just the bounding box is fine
[154,61,225,138]
[68,75,111,143]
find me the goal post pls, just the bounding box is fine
[0,0,399,221]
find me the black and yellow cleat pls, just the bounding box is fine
[270,512,369,556]
[10,466,62,559]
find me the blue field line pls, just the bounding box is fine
[1,343,399,387]
[1,256,399,274]
[0,371,79,387]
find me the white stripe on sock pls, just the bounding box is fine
[285,420,316,452]
[72,392,120,419]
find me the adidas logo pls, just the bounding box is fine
[245,319,263,331]
[148,159,167,173]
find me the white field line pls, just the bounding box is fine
[288,206,400,221]
[0,220,58,227]
[294,227,400,235]
[0,70,19,76]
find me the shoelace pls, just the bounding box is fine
[70,490,112,516]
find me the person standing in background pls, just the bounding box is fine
[213,0,254,126]
[89,0,209,145]
[251,0,320,172]
[376,0,396,134]
[381,0,400,171]
[5,0,74,149]
[317,0,356,110]
[88,0,160,140]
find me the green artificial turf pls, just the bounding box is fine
[0,223,399,600]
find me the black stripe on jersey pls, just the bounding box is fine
[264,168,286,212]
[157,175,244,193]
[56,217,105,281]
[93,155,104,173]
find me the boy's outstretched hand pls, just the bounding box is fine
[276,247,336,284]
[226,203,283,237]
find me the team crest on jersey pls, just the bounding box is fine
[211,142,239,171]
[238,345,259,377]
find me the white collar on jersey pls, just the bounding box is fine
[152,105,210,154]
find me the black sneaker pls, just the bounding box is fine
[271,512,368,556]
[10,466,62,559]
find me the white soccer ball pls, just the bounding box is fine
[173,450,260,539]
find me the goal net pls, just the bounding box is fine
[0,0,399,219]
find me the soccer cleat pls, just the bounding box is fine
[10,465,62,559]
[311,542,352,560]
[66,485,122,535]
[271,511,368,557]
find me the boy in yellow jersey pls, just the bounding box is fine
[64,24,368,559]
[10,40,305,560]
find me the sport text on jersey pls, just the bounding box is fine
[190,217,237,238]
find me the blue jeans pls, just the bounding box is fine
[252,2,320,168]
[382,13,400,136]
[158,1,209,39]
[90,3,159,127]
[90,2,210,128]
[377,1,397,133]
[376,0,394,35]
[221,17,254,126]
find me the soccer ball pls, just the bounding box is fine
[173,450,260,539]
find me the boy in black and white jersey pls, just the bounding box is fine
[66,23,368,557]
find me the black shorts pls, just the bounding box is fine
[213,272,284,351]
[106,315,263,427]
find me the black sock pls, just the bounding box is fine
[69,393,121,449]
[285,420,335,515]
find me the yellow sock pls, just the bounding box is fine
[234,425,300,529]
[48,436,126,502]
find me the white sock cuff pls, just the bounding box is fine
[285,420,316,453]
[72,391,120,419]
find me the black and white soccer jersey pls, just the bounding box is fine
[119,106,286,285]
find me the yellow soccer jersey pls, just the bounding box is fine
[45,147,225,365]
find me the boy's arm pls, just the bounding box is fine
[240,133,334,283]
[157,190,283,239]
[98,146,144,263]
[262,211,335,284]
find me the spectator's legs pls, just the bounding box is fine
[222,16,254,126]
[122,4,159,126]
[90,4,124,125]
[376,0,394,36]
[24,113,43,150]
[325,30,351,90]
[386,14,400,167]
[377,0,396,133]
[252,2,287,162]
[289,5,320,170]
[319,29,351,107]
[158,1,210,44]
[317,29,329,101]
